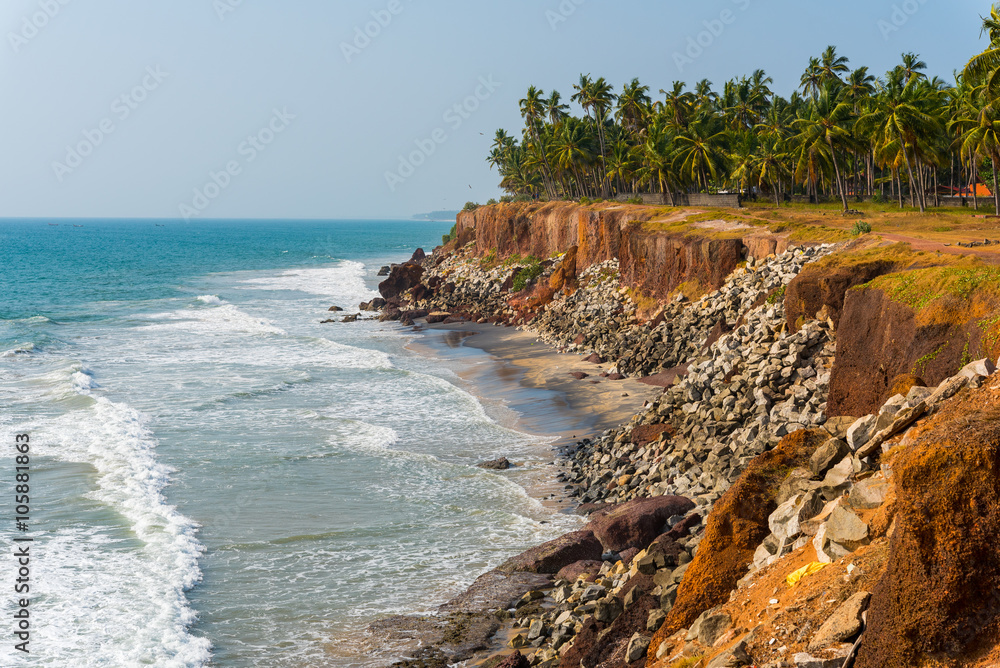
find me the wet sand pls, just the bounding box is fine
[406,321,662,508]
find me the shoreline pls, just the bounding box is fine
[405,322,662,512]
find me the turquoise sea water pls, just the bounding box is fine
[0,220,579,667]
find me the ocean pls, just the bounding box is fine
[0,219,580,667]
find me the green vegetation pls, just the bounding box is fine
[851,220,873,235]
[767,285,787,305]
[441,223,458,245]
[486,15,1000,216]
[511,257,544,292]
[868,265,1000,310]
[914,341,949,375]
[462,201,480,212]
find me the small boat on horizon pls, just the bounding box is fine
[48,223,59,226]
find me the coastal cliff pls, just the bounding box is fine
[362,202,1000,668]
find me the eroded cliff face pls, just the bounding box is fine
[456,203,791,301]
[827,279,1000,418]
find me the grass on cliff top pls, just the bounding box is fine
[862,261,1000,311]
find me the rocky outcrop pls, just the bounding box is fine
[583,496,695,553]
[378,262,424,300]
[652,429,827,644]
[455,202,798,301]
[499,530,603,575]
[857,380,1000,667]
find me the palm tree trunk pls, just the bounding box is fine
[902,147,923,212]
[828,138,849,212]
[992,156,999,216]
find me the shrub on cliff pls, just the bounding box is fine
[441,223,458,245]
[462,201,480,212]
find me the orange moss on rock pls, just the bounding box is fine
[857,383,1000,668]
[648,429,827,657]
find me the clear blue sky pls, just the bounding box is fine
[0,0,988,220]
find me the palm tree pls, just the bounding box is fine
[616,78,652,138]
[819,46,850,86]
[519,86,557,198]
[793,86,856,211]
[657,81,694,129]
[965,5,1000,98]
[545,90,570,126]
[550,118,596,198]
[900,52,929,81]
[673,116,730,191]
[801,57,824,97]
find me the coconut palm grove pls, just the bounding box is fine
[486,8,1000,216]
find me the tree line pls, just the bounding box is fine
[486,7,1000,215]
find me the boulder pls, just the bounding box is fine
[409,248,426,263]
[425,311,451,324]
[808,591,870,650]
[707,638,750,668]
[328,305,343,312]
[342,314,359,323]
[492,650,529,668]
[686,608,732,646]
[792,653,844,668]
[768,491,824,543]
[813,523,851,564]
[848,476,889,510]
[569,372,590,380]
[626,633,651,663]
[846,415,877,451]
[498,530,602,574]
[556,559,604,582]
[477,457,511,470]
[810,438,849,477]
[584,496,696,553]
[377,262,424,300]
[648,608,668,632]
[376,265,391,277]
[825,506,869,550]
[958,358,996,382]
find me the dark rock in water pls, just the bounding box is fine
[569,372,589,380]
[319,319,337,324]
[379,306,402,322]
[402,309,429,321]
[401,317,415,326]
[555,559,603,583]
[489,650,529,668]
[477,457,511,470]
[342,314,359,323]
[426,312,450,324]
[584,352,605,364]
[377,265,391,276]
[328,305,343,312]
[498,529,603,574]
[360,297,387,312]
[410,248,426,263]
[584,496,696,553]
[379,262,424,300]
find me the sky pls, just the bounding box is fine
[0,0,989,221]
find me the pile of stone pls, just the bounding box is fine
[534,246,833,378]
[562,296,837,514]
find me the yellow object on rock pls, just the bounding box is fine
[786,562,828,587]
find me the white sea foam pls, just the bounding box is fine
[141,303,286,336]
[1,343,34,357]
[238,261,378,305]
[11,380,212,666]
[196,295,225,305]
[70,366,100,392]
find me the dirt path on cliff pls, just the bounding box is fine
[878,232,1000,262]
